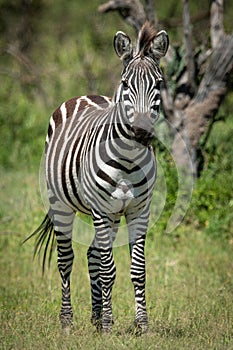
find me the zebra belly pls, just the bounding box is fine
[60,170,92,215]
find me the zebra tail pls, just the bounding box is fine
[23,213,56,274]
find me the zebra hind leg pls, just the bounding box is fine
[87,244,102,331]
[53,207,75,331]
[87,218,120,333]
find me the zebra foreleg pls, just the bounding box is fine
[127,216,149,334]
[92,212,116,333]
[53,209,75,330]
[130,236,148,334]
[99,248,116,332]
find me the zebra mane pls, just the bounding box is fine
[137,21,157,57]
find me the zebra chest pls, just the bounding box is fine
[80,166,135,212]
[111,179,134,201]
[77,159,154,214]
[60,138,156,214]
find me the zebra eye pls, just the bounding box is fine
[156,80,163,89]
[122,79,128,88]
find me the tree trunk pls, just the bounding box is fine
[173,33,233,175]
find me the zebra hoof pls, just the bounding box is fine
[91,316,102,332]
[134,318,149,335]
[62,324,73,335]
[101,317,114,334]
[60,313,73,333]
[102,326,112,334]
[61,320,73,335]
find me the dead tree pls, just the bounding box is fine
[99,0,233,177]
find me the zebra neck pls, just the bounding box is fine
[108,110,148,159]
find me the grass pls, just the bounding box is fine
[0,169,233,349]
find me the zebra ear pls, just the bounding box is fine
[114,31,133,65]
[150,30,169,60]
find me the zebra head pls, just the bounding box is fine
[114,22,169,146]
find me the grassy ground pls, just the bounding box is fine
[0,170,233,349]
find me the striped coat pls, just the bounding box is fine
[26,22,169,334]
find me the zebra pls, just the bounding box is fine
[25,22,169,333]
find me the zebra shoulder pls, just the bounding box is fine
[46,95,112,142]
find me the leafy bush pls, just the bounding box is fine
[0,77,46,169]
[186,117,233,239]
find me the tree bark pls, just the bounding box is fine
[171,1,233,175]
[182,0,196,94]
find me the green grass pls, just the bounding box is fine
[0,170,233,349]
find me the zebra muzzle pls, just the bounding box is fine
[131,112,155,146]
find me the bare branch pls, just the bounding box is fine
[7,44,38,75]
[195,34,233,103]
[182,32,233,169]
[6,44,49,106]
[182,0,196,93]
[210,0,225,48]
[160,10,209,30]
[160,83,174,122]
[98,0,146,32]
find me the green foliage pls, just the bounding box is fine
[0,0,128,169]
[191,170,233,237]
[166,45,187,94]
[149,112,233,240]
[187,117,233,238]
[0,76,47,168]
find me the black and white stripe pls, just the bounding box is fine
[26,22,169,333]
